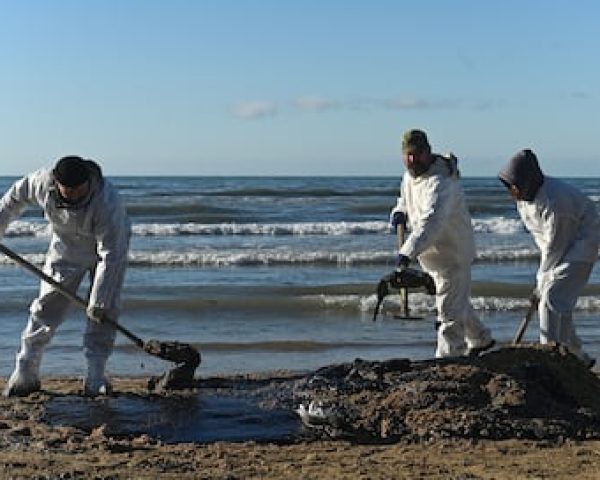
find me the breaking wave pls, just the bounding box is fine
[0,247,542,267]
[3,217,526,238]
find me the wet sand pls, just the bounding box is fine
[3,345,600,479]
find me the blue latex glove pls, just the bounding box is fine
[390,211,407,233]
[396,254,410,269]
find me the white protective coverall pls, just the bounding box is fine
[0,164,131,395]
[516,177,600,364]
[391,154,493,357]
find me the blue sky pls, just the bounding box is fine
[1,0,599,176]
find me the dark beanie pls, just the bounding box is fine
[53,156,91,187]
[402,129,430,154]
[498,149,544,201]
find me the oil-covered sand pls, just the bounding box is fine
[2,344,600,479]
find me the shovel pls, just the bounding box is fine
[0,243,200,391]
[513,292,539,344]
[394,222,423,320]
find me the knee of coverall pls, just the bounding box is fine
[27,248,91,351]
[540,279,584,347]
[29,256,87,324]
[539,282,576,345]
[29,287,76,323]
[428,266,472,323]
[23,285,80,361]
[542,262,592,315]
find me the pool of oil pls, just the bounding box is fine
[43,393,301,444]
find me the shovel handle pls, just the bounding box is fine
[513,294,539,344]
[396,222,409,316]
[0,243,144,349]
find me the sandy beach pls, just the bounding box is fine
[2,406,600,480]
[2,345,600,479]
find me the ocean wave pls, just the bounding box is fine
[0,247,542,267]
[126,249,395,266]
[126,248,542,266]
[472,217,523,235]
[3,221,50,238]
[125,203,236,217]
[132,221,388,236]
[0,252,47,266]
[120,292,600,315]
[0,248,394,267]
[3,220,391,237]
[198,187,397,198]
[475,247,539,262]
[4,217,526,238]
[310,293,600,314]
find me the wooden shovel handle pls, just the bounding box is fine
[396,223,409,316]
[0,242,144,349]
[513,294,539,344]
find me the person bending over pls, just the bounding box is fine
[499,149,599,367]
[0,156,131,396]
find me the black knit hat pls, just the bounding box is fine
[402,129,431,154]
[53,156,91,187]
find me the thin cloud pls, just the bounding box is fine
[570,91,591,100]
[294,95,340,112]
[232,95,467,118]
[471,100,495,111]
[300,95,460,112]
[232,101,277,119]
[382,97,459,110]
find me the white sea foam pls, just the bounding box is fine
[3,220,391,237]
[132,221,389,236]
[0,252,46,266]
[126,249,395,266]
[134,218,525,237]
[471,217,523,235]
[0,247,543,267]
[476,247,539,262]
[128,247,543,266]
[3,218,526,238]
[309,293,600,313]
[4,221,51,237]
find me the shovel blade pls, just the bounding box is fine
[143,340,201,367]
[143,340,201,391]
[148,363,198,392]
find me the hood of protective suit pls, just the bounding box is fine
[418,153,459,179]
[407,152,459,179]
[51,160,104,209]
[498,149,544,202]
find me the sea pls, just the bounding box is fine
[2,175,600,380]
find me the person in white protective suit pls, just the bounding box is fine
[499,149,600,368]
[389,129,495,358]
[0,156,131,396]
